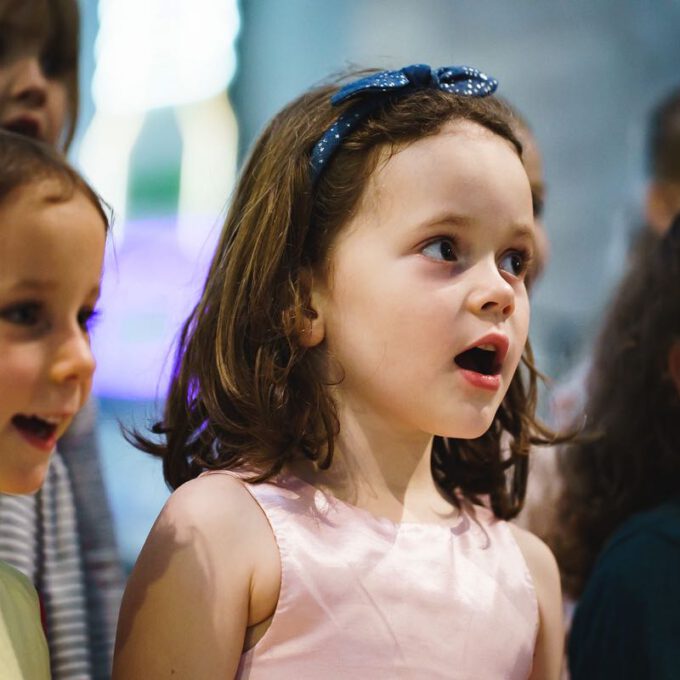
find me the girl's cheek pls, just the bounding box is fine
[0,348,40,389]
[46,81,69,145]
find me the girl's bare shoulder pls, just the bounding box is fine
[158,472,267,538]
[113,472,279,678]
[508,523,559,584]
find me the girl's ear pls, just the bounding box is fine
[299,300,325,348]
[669,339,680,397]
[298,271,326,348]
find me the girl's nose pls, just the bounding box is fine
[49,332,97,386]
[467,262,516,320]
[9,56,49,107]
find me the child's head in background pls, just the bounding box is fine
[553,215,680,598]
[0,0,79,150]
[148,66,548,518]
[0,131,107,494]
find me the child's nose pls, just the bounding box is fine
[9,56,49,107]
[49,332,97,387]
[467,264,515,320]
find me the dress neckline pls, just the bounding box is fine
[276,471,489,533]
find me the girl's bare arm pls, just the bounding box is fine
[510,524,564,680]
[112,474,279,679]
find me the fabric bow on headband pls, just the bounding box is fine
[309,63,498,184]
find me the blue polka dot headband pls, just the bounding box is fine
[309,63,498,185]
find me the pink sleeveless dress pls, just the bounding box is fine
[210,472,538,679]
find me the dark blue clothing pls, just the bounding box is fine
[569,498,680,680]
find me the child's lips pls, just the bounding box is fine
[2,116,43,141]
[453,333,509,377]
[457,369,502,391]
[10,414,70,452]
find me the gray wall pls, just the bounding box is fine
[233,0,680,379]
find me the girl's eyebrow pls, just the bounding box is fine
[417,212,474,230]
[8,280,102,298]
[510,225,538,252]
[8,279,55,291]
[418,213,537,244]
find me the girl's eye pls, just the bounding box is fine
[0,302,42,326]
[39,52,62,79]
[422,238,457,262]
[78,307,101,332]
[499,250,530,278]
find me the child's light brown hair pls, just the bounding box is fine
[0,130,108,227]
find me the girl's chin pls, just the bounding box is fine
[0,465,50,496]
[436,417,496,441]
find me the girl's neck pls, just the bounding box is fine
[287,400,459,525]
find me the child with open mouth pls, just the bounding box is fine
[0,131,108,678]
[115,64,564,679]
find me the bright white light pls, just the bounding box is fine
[80,0,241,400]
[92,0,240,114]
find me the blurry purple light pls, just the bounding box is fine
[91,217,211,400]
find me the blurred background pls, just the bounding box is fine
[70,0,680,570]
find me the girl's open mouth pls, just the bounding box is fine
[454,344,504,391]
[454,346,501,376]
[11,414,59,451]
[3,118,41,140]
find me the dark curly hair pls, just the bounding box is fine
[551,217,680,598]
[133,70,557,520]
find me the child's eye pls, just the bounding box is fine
[78,307,101,332]
[40,51,63,79]
[421,238,457,262]
[499,250,531,278]
[0,302,42,326]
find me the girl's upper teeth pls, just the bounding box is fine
[477,344,496,352]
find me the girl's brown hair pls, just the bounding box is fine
[0,0,80,150]
[551,220,680,598]
[135,72,556,519]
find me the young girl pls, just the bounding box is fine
[0,2,123,677]
[0,0,78,149]
[552,216,680,679]
[114,64,563,679]
[0,130,107,678]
